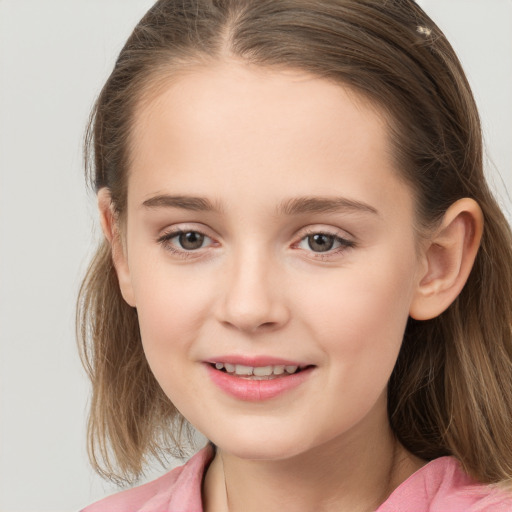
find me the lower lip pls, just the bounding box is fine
[205,364,314,401]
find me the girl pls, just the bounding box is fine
[78,0,512,510]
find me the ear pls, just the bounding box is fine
[409,198,483,321]
[97,188,136,307]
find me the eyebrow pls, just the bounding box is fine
[278,196,379,216]
[141,194,378,216]
[142,195,222,212]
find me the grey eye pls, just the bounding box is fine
[178,231,206,250]
[307,234,335,252]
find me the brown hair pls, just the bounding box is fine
[78,0,512,485]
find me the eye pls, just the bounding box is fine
[303,233,336,252]
[176,231,207,250]
[297,232,354,254]
[158,229,213,252]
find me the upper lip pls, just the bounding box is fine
[204,355,311,368]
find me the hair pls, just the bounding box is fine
[78,0,512,486]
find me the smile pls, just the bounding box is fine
[205,360,315,401]
[211,362,303,379]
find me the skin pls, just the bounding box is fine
[99,61,483,512]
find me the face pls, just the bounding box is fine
[115,62,427,461]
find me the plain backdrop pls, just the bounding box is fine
[0,1,511,511]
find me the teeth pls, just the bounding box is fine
[235,364,253,376]
[273,365,285,375]
[213,362,302,376]
[253,366,273,377]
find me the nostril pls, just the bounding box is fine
[259,321,279,329]
[220,318,281,333]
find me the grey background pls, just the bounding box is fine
[0,1,510,510]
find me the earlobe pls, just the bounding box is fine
[409,198,483,321]
[97,188,136,307]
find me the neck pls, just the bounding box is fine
[203,406,425,512]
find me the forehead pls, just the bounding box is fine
[127,61,408,214]
[131,61,388,151]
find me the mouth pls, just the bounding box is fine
[208,362,314,380]
[205,359,315,401]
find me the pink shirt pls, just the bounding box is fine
[81,445,512,511]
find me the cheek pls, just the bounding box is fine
[130,259,214,360]
[295,251,417,366]
[292,256,417,436]
[132,271,215,410]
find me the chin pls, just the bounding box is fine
[206,425,313,461]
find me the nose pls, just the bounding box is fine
[216,249,290,333]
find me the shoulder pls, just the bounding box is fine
[378,456,512,512]
[80,445,214,512]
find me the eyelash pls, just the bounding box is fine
[156,227,355,260]
[157,228,214,259]
[295,229,356,259]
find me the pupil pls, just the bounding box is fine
[179,231,204,250]
[308,234,334,252]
